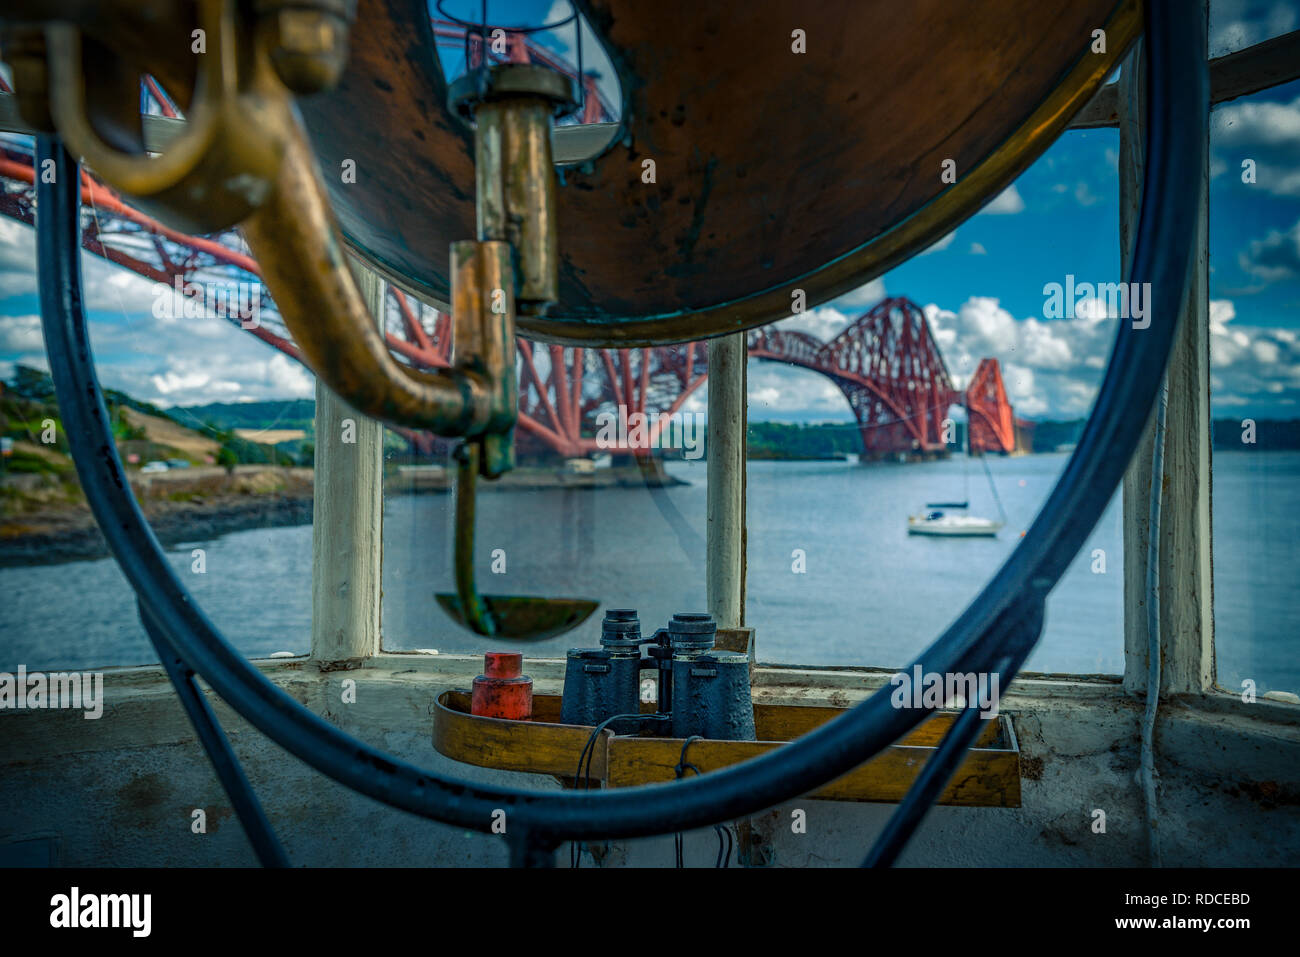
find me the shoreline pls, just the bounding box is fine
[0,463,690,567]
[0,495,316,568]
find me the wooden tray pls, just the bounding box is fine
[433,690,1021,807]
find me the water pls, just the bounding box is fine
[1210,451,1300,696]
[0,524,314,671]
[2,452,1295,693]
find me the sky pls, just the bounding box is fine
[1,0,1298,424]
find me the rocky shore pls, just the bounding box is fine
[0,462,688,567]
[0,467,315,568]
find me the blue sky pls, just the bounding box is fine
[2,0,1299,423]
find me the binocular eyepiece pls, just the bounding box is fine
[560,609,755,740]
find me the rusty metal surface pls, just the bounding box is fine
[471,652,535,720]
[301,0,1138,344]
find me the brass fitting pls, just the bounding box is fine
[255,0,351,96]
[450,240,518,477]
[0,27,55,133]
[10,4,566,481]
[43,0,288,235]
[449,63,578,315]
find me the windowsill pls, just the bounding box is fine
[19,650,1296,719]
[5,652,1298,769]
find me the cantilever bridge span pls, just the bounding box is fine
[0,119,1019,460]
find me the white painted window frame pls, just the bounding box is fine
[317,21,1298,718]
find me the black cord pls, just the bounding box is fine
[138,600,289,867]
[674,736,703,867]
[714,822,733,868]
[569,712,667,866]
[34,139,289,868]
[862,601,1043,867]
[669,737,732,867]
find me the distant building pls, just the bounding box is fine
[1014,418,1035,454]
[232,428,307,445]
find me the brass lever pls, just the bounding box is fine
[436,440,598,641]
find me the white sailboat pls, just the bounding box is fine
[908,427,1007,537]
[907,509,1003,537]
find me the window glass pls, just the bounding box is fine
[1209,0,1298,58]
[429,0,622,126]
[1209,78,1300,697]
[746,129,1125,672]
[382,336,707,657]
[0,133,313,669]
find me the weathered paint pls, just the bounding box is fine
[2,658,1296,866]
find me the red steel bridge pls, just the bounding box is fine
[0,23,1021,460]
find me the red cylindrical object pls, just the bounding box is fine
[471,652,533,720]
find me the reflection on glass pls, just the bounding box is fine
[1209,0,1298,58]
[381,385,708,659]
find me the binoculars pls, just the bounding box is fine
[561,610,755,740]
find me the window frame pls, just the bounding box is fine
[323,20,1299,714]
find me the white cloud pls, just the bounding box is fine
[777,305,853,342]
[745,362,856,420]
[0,217,314,407]
[1207,297,1300,409]
[918,231,957,256]
[1252,339,1281,364]
[743,291,1300,421]
[925,293,1300,418]
[1210,298,1237,334]
[826,277,887,311]
[1073,181,1100,207]
[0,314,43,352]
[1210,1,1299,57]
[924,296,1118,417]
[0,218,37,298]
[982,185,1024,215]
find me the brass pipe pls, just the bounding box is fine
[451,440,493,636]
[21,9,554,449]
[449,62,574,314]
[240,109,511,438]
[474,97,560,312]
[438,434,598,640]
[19,6,595,642]
[450,239,517,477]
[25,4,519,442]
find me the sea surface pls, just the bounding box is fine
[1,451,1295,694]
